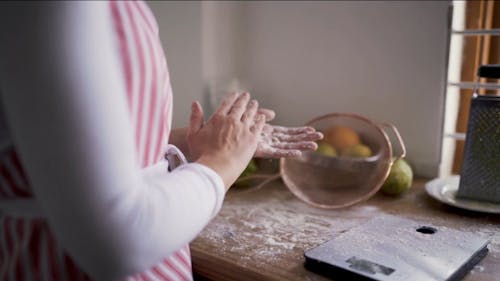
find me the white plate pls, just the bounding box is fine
[425,175,500,214]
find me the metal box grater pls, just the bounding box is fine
[456,65,500,203]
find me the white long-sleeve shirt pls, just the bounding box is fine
[0,2,225,280]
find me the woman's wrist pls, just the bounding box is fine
[196,155,240,191]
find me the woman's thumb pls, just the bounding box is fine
[189,101,204,134]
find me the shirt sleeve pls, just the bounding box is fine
[0,2,224,280]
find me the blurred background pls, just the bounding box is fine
[147,1,500,179]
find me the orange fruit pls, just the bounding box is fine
[323,126,360,152]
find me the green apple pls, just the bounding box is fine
[241,159,258,177]
[234,159,259,187]
[342,144,372,158]
[380,158,413,196]
[316,141,337,157]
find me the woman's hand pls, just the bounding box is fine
[252,107,324,158]
[188,92,265,189]
[255,125,323,158]
[184,96,322,161]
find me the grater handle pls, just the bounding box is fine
[477,64,500,79]
[380,123,406,160]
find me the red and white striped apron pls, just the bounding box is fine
[0,1,193,280]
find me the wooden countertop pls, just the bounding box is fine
[190,178,500,281]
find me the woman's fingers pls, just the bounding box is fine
[188,101,204,135]
[254,139,318,158]
[215,92,275,125]
[254,123,323,158]
[257,144,302,158]
[261,124,274,135]
[242,100,258,125]
[273,131,323,142]
[270,149,302,158]
[257,108,275,122]
[215,92,239,115]
[271,125,316,135]
[251,114,266,135]
[228,92,250,119]
[271,141,318,151]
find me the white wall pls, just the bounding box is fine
[147,1,203,128]
[201,2,243,97]
[149,1,451,177]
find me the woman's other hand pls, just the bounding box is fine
[188,92,265,190]
[253,107,323,158]
[255,125,323,158]
[245,107,324,158]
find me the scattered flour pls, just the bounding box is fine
[194,185,384,268]
[472,265,485,273]
[193,184,500,274]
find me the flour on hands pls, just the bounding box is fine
[255,125,323,158]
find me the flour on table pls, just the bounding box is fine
[196,186,384,267]
[195,185,500,272]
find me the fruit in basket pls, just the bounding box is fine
[341,144,372,158]
[234,159,259,187]
[241,159,258,177]
[315,141,337,157]
[380,158,413,196]
[323,126,360,152]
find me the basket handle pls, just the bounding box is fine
[380,122,406,160]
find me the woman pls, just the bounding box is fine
[0,2,321,280]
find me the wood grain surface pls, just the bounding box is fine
[191,179,500,281]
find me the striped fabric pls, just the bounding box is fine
[0,1,193,280]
